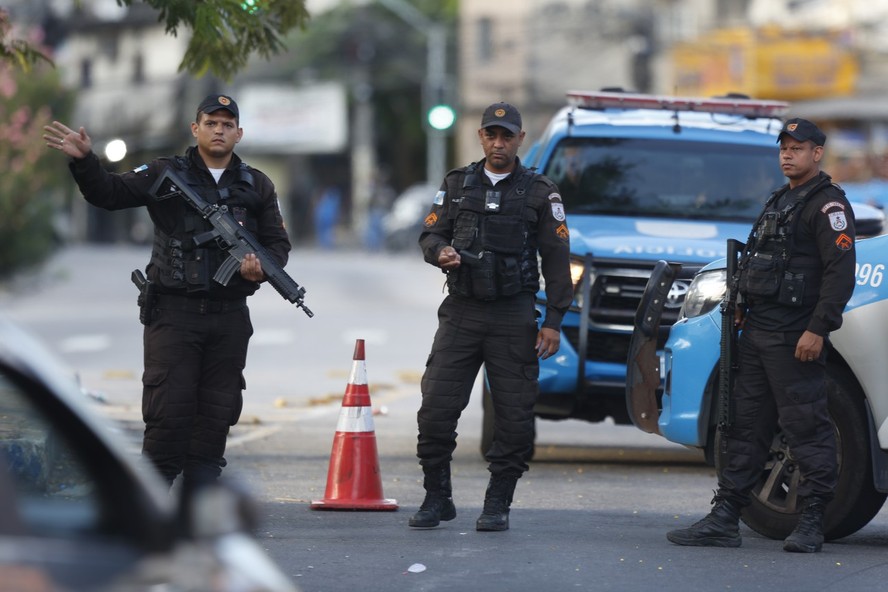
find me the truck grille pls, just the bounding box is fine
[565,260,702,363]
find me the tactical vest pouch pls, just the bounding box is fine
[452,212,479,250]
[739,252,783,298]
[498,256,522,296]
[777,272,805,307]
[185,249,210,292]
[463,250,498,300]
[482,215,525,254]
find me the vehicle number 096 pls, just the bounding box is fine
[856,263,885,287]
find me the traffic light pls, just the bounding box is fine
[424,81,456,133]
[427,104,456,131]
[241,0,261,14]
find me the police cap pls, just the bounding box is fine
[197,94,239,122]
[777,118,826,147]
[481,102,522,135]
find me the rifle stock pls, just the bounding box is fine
[148,166,314,318]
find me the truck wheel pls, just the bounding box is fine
[715,364,886,540]
[480,383,536,461]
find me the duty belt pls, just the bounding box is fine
[154,294,246,314]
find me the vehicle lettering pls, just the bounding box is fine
[856,263,884,287]
[613,245,723,259]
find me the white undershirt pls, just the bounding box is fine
[209,167,225,183]
[484,169,510,185]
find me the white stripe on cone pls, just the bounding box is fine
[335,406,376,433]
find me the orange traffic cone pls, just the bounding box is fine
[310,339,398,511]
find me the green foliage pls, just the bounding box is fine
[1,2,308,80]
[0,9,53,72]
[119,0,310,80]
[0,62,74,278]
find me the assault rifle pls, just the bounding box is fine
[148,166,314,318]
[718,238,744,451]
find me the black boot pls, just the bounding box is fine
[666,494,742,547]
[409,463,456,528]
[476,472,519,532]
[784,497,827,553]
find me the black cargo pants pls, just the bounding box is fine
[141,300,252,486]
[718,326,837,505]
[417,292,539,475]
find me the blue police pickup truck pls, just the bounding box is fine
[481,90,884,456]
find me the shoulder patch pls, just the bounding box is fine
[828,211,848,231]
[551,202,566,221]
[547,192,562,202]
[835,233,853,251]
[423,212,438,227]
[434,190,446,206]
[820,201,846,213]
[555,223,570,240]
[132,164,148,173]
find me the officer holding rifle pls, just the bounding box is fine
[667,118,856,553]
[44,94,292,489]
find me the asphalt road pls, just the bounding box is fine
[5,245,888,592]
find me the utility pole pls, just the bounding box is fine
[377,0,449,184]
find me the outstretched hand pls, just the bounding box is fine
[43,121,91,159]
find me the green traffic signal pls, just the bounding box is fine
[241,0,260,14]
[428,104,456,131]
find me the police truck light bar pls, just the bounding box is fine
[566,90,789,118]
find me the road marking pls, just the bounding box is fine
[251,329,294,346]
[60,334,111,353]
[227,424,283,447]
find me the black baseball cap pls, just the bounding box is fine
[481,102,522,134]
[777,117,826,146]
[197,94,239,121]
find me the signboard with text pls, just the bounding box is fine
[237,82,348,154]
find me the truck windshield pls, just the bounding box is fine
[544,138,785,221]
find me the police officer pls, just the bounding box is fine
[43,95,292,488]
[410,102,572,531]
[667,118,856,553]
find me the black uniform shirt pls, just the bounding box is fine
[746,172,856,335]
[419,158,573,330]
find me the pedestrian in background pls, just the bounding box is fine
[314,184,341,250]
[410,102,573,531]
[364,170,396,251]
[667,118,856,553]
[43,94,292,489]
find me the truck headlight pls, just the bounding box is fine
[539,256,592,310]
[568,257,595,310]
[679,268,727,320]
[569,258,586,288]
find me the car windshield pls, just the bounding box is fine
[0,370,100,537]
[543,137,785,221]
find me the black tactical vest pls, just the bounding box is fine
[149,156,259,294]
[737,176,832,306]
[446,163,540,300]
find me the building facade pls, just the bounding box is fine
[455,0,888,181]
